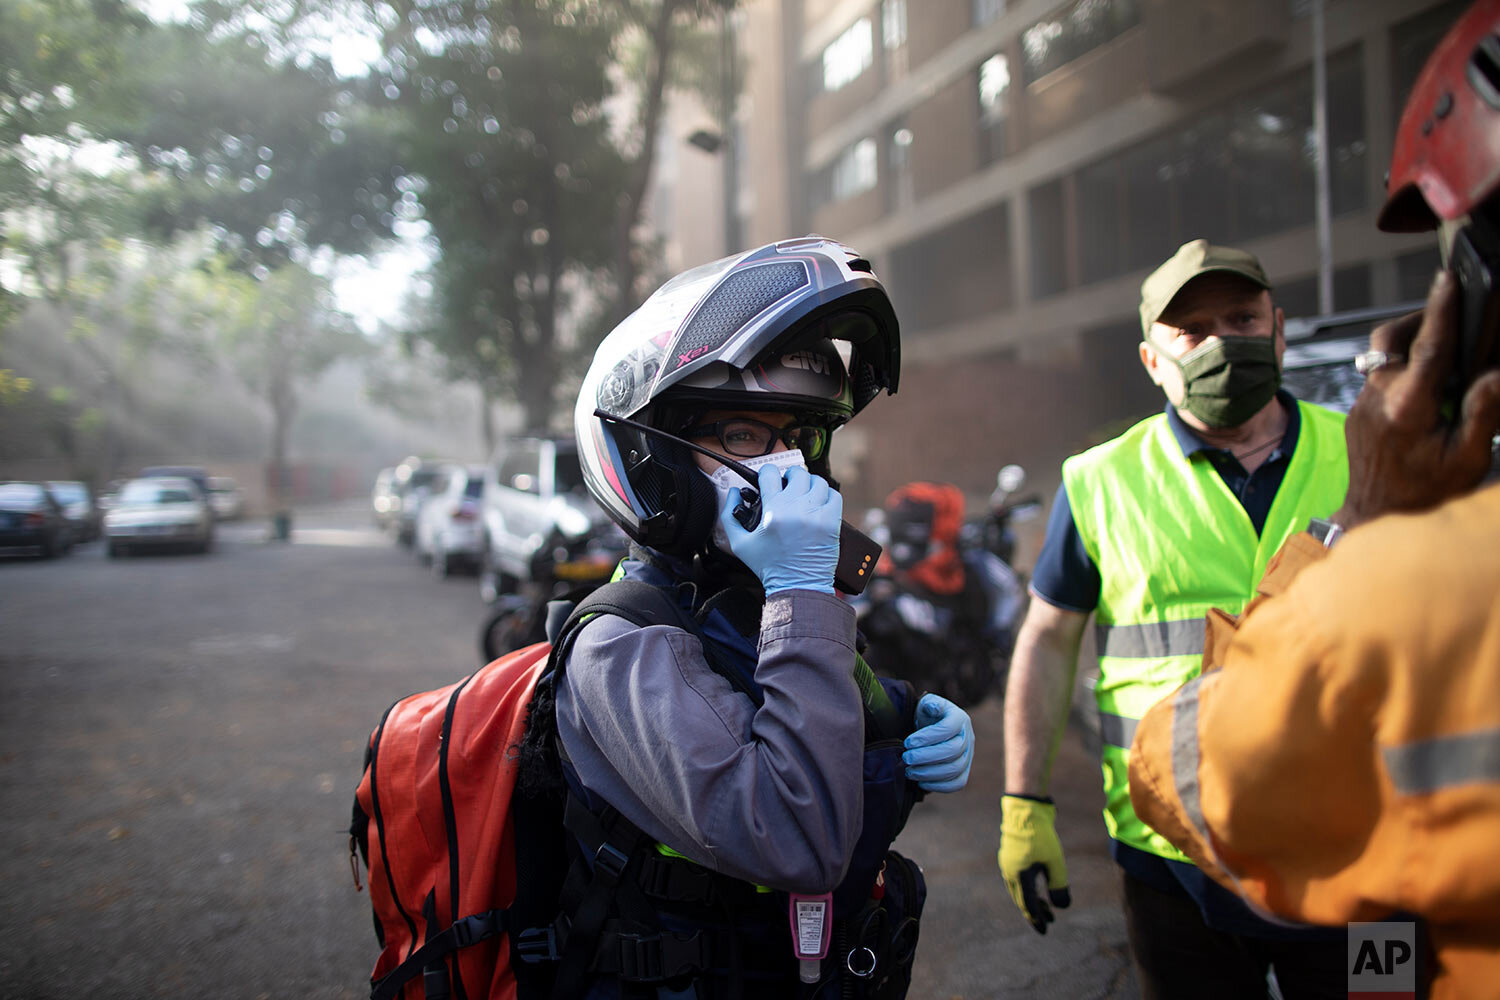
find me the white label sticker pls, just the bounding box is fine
[795,899,827,955]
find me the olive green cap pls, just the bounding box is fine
[1139,239,1272,336]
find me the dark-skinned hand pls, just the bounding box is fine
[1333,269,1500,531]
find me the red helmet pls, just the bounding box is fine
[1380,0,1500,232]
[882,482,967,596]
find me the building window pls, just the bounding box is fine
[822,17,873,93]
[883,0,907,50]
[1395,247,1442,303]
[1028,179,1068,300]
[1020,0,1141,85]
[831,138,878,203]
[883,0,908,79]
[886,125,914,213]
[1056,45,1365,290]
[1075,153,1124,285]
[1275,264,1373,319]
[973,0,1006,28]
[889,202,1013,331]
[978,53,1011,166]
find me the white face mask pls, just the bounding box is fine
[703,448,808,553]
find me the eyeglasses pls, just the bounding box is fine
[682,417,829,461]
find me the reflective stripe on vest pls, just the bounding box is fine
[1162,674,1316,931]
[1062,401,1348,861]
[1382,726,1500,795]
[1099,712,1137,749]
[1096,618,1204,659]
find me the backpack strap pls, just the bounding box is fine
[541,579,760,1000]
[368,909,510,1000]
[550,579,757,703]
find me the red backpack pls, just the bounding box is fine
[349,581,702,1000]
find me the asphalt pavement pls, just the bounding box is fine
[0,504,1137,998]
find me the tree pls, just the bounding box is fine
[0,0,152,339]
[2,0,407,287]
[1,0,407,436]
[108,16,408,268]
[605,0,737,325]
[358,0,739,437]
[0,0,150,219]
[179,259,367,507]
[365,0,629,438]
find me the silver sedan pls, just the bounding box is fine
[104,477,215,556]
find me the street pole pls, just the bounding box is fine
[721,9,741,256]
[1312,0,1334,314]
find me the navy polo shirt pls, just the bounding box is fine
[1031,390,1340,939]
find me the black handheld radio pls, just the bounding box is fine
[595,410,882,595]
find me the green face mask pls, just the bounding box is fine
[1155,334,1281,428]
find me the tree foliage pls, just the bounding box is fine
[353,0,737,437]
[0,1,402,484]
[109,19,407,267]
[363,0,631,438]
[0,0,743,457]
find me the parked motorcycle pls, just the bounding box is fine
[854,481,1028,708]
[477,521,630,664]
[960,463,1044,566]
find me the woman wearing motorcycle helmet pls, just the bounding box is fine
[550,237,975,998]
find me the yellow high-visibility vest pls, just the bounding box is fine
[1061,401,1347,861]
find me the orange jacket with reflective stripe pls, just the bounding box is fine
[1129,482,1500,1000]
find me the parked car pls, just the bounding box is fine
[371,467,399,529]
[1281,301,1423,413]
[414,464,486,577]
[391,457,458,547]
[479,434,602,600]
[205,476,245,520]
[0,482,73,558]
[140,465,211,497]
[46,480,101,542]
[104,477,214,556]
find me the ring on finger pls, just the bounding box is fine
[1354,350,1407,375]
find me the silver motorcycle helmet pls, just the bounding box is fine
[575,236,900,555]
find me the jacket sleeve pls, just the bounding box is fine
[556,589,865,892]
[1129,533,1403,926]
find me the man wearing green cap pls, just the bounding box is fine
[997,239,1350,996]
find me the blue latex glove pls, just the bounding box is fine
[720,464,841,595]
[903,693,974,793]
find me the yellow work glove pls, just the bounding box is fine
[998,794,1072,935]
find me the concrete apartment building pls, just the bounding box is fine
[668,0,1464,520]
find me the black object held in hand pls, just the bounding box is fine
[1448,224,1500,419]
[732,488,762,531]
[594,409,882,595]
